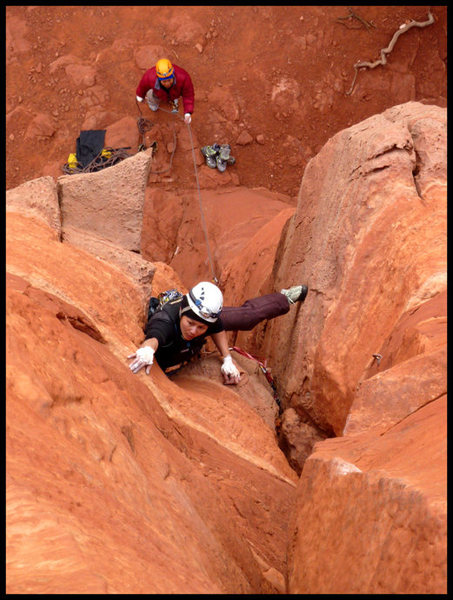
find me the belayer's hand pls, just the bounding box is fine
[128,346,154,374]
[184,113,192,124]
[220,355,241,385]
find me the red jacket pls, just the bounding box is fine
[136,64,195,114]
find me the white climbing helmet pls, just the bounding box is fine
[187,281,223,323]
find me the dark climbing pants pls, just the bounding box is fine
[220,292,290,331]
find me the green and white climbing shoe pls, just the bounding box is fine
[201,145,218,158]
[280,285,308,304]
[216,155,227,172]
[205,155,217,168]
[219,144,231,161]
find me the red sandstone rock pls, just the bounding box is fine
[287,397,447,594]
[141,186,295,290]
[5,98,447,594]
[58,150,152,252]
[6,211,297,594]
[6,176,61,236]
[105,115,140,150]
[265,102,447,437]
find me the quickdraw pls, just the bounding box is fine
[231,346,282,415]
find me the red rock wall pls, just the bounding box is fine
[5,100,447,594]
[287,396,447,594]
[6,211,297,594]
[265,101,447,593]
[266,102,447,436]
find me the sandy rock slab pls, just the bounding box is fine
[287,396,447,594]
[58,149,152,252]
[265,102,447,437]
[6,176,61,237]
[61,225,156,320]
[6,209,297,594]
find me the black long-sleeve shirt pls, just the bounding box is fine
[144,297,224,371]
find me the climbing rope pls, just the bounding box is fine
[231,346,282,414]
[185,119,218,284]
[62,146,132,174]
[136,99,218,284]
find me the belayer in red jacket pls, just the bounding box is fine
[136,58,194,124]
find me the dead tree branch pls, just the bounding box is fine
[346,10,435,96]
[336,7,376,31]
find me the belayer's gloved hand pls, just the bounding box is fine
[220,355,241,385]
[184,113,192,124]
[128,346,154,374]
[136,95,144,102]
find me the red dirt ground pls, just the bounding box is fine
[6,6,446,199]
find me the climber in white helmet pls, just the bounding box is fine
[128,281,308,385]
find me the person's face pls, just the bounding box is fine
[160,77,174,89]
[180,315,208,341]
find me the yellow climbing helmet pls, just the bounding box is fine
[156,58,174,80]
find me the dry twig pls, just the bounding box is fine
[336,7,376,31]
[346,10,435,96]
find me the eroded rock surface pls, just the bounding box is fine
[264,102,446,438]
[58,149,152,251]
[265,101,446,593]
[287,396,447,594]
[5,101,447,595]
[6,211,297,594]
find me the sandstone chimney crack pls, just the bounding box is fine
[411,150,424,202]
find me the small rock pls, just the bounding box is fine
[195,43,203,53]
[256,134,265,145]
[9,133,14,141]
[236,130,254,145]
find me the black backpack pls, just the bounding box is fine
[146,289,183,323]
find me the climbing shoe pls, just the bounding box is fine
[216,155,227,172]
[201,145,219,168]
[280,285,308,304]
[219,144,231,161]
[205,155,217,168]
[201,145,218,158]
